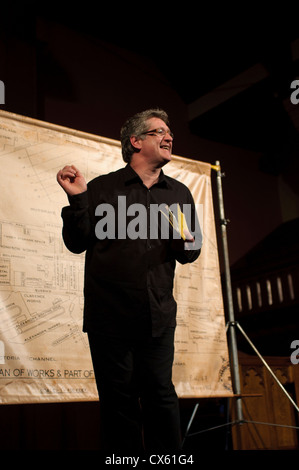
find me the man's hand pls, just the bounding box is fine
[56,165,87,196]
[183,229,196,250]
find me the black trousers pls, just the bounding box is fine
[88,327,181,454]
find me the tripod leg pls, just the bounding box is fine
[182,403,199,447]
[236,321,299,413]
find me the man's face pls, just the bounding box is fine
[133,117,174,167]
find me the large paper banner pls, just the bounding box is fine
[0,111,232,403]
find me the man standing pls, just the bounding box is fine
[57,109,202,454]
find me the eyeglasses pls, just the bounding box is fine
[143,127,174,139]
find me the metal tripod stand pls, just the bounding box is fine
[182,161,299,449]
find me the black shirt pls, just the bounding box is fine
[61,164,202,337]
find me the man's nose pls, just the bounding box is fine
[164,131,173,141]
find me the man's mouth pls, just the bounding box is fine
[161,145,171,151]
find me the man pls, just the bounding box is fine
[57,109,202,454]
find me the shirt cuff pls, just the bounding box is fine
[67,191,89,210]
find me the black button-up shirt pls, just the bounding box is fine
[61,164,201,337]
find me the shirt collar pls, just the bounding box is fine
[124,164,169,188]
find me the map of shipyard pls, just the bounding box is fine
[0,111,232,404]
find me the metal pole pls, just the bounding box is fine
[214,161,243,423]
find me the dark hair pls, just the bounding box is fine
[120,108,169,163]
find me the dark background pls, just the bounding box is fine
[0,2,298,451]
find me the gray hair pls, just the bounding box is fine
[120,108,170,163]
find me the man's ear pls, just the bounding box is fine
[130,135,142,151]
